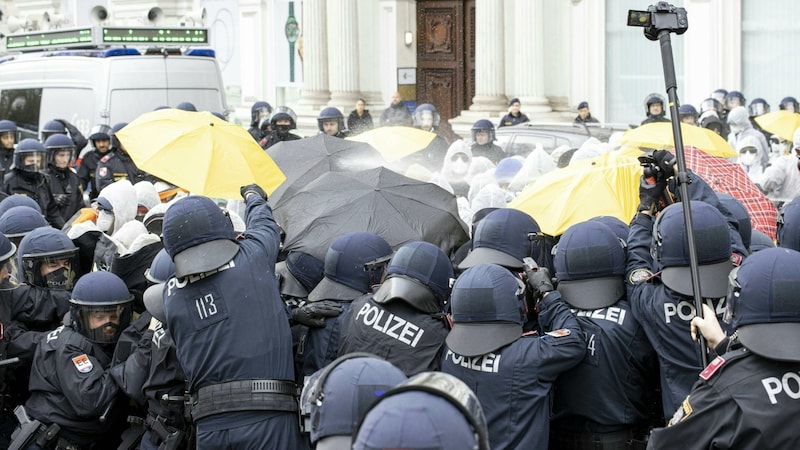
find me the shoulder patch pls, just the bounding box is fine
[100,154,111,163]
[668,396,693,426]
[97,166,108,178]
[730,253,743,267]
[545,329,571,338]
[72,354,93,373]
[699,355,726,381]
[628,269,653,284]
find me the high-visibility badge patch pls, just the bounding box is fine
[628,269,652,284]
[699,355,726,381]
[668,396,693,426]
[546,329,571,338]
[72,354,93,373]
[98,167,108,178]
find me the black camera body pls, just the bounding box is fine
[628,2,688,41]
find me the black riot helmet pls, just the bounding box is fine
[317,107,345,133]
[644,93,666,117]
[780,96,799,113]
[88,123,112,149]
[724,91,746,111]
[109,122,128,152]
[678,104,698,123]
[748,98,770,117]
[40,119,66,142]
[13,139,47,174]
[413,103,441,130]
[44,133,76,170]
[250,101,273,128]
[699,98,724,116]
[711,88,728,106]
[69,271,134,344]
[269,106,298,137]
[471,119,496,143]
[0,120,18,149]
[17,227,79,290]
[373,241,454,313]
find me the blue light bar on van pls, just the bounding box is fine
[184,48,216,57]
[6,27,94,51]
[5,26,209,52]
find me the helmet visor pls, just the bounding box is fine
[22,248,79,290]
[723,265,741,324]
[75,302,134,344]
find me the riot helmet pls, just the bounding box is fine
[748,98,770,117]
[88,124,112,153]
[250,101,273,128]
[724,91,746,111]
[17,227,79,290]
[270,106,298,136]
[353,371,490,450]
[44,133,76,171]
[40,119,66,142]
[779,96,799,113]
[413,103,441,130]
[0,205,48,249]
[699,98,724,116]
[0,233,17,289]
[471,119,496,144]
[317,107,345,135]
[373,241,454,313]
[678,104,698,124]
[716,193,752,251]
[644,93,666,118]
[0,120,18,150]
[175,102,197,112]
[13,139,47,174]
[699,110,724,136]
[724,248,800,362]
[69,271,134,345]
[144,248,176,284]
[711,88,728,106]
[109,122,128,152]
[307,232,393,302]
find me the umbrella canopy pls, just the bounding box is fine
[346,126,437,162]
[754,110,800,141]
[267,133,385,205]
[116,109,285,199]
[619,122,737,158]
[509,151,641,236]
[274,166,469,260]
[679,146,778,239]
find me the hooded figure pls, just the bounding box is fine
[90,180,139,272]
[508,143,556,192]
[727,106,769,170]
[756,127,800,202]
[736,134,765,181]
[435,140,473,197]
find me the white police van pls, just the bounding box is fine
[0,25,228,140]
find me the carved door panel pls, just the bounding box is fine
[416,0,474,142]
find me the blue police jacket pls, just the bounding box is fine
[626,212,732,419]
[551,298,659,432]
[440,291,585,450]
[301,299,355,377]
[163,195,295,430]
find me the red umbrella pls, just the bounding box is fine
[678,146,778,239]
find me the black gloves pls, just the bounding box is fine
[53,194,71,208]
[524,266,554,304]
[291,300,343,328]
[56,119,88,151]
[652,150,676,180]
[638,175,667,213]
[240,184,267,201]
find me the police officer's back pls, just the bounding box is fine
[338,241,453,377]
[161,188,306,449]
[647,248,800,449]
[441,263,585,450]
[627,201,734,419]
[549,221,659,450]
[19,272,134,449]
[300,232,391,377]
[3,139,63,228]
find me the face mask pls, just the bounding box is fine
[739,152,757,167]
[96,210,114,233]
[451,160,469,175]
[45,267,72,290]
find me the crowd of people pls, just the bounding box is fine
[0,90,798,450]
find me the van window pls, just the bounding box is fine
[0,88,42,136]
[40,88,95,135]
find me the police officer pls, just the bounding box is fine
[95,123,151,193]
[300,232,391,377]
[14,271,134,449]
[499,97,531,128]
[161,187,306,449]
[678,104,698,125]
[260,106,302,150]
[353,371,490,450]
[549,221,659,450]
[647,247,800,449]
[402,103,449,171]
[339,241,453,377]
[43,134,84,223]
[641,93,670,125]
[77,124,112,201]
[3,139,63,228]
[248,101,273,142]
[39,119,88,151]
[626,200,735,420]
[779,96,799,113]
[470,119,505,164]
[441,263,584,450]
[0,233,18,447]
[0,120,18,179]
[300,354,407,449]
[317,107,349,138]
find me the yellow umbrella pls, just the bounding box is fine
[619,122,737,158]
[346,126,437,162]
[116,109,285,199]
[754,110,800,141]
[510,151,641,236]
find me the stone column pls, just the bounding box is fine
[327,0,362,108]
[513,0,551,112]
[297,0,330,109]
[469,0,507,113]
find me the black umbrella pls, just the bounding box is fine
[267,134,385,205]
[274,166,469,261]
